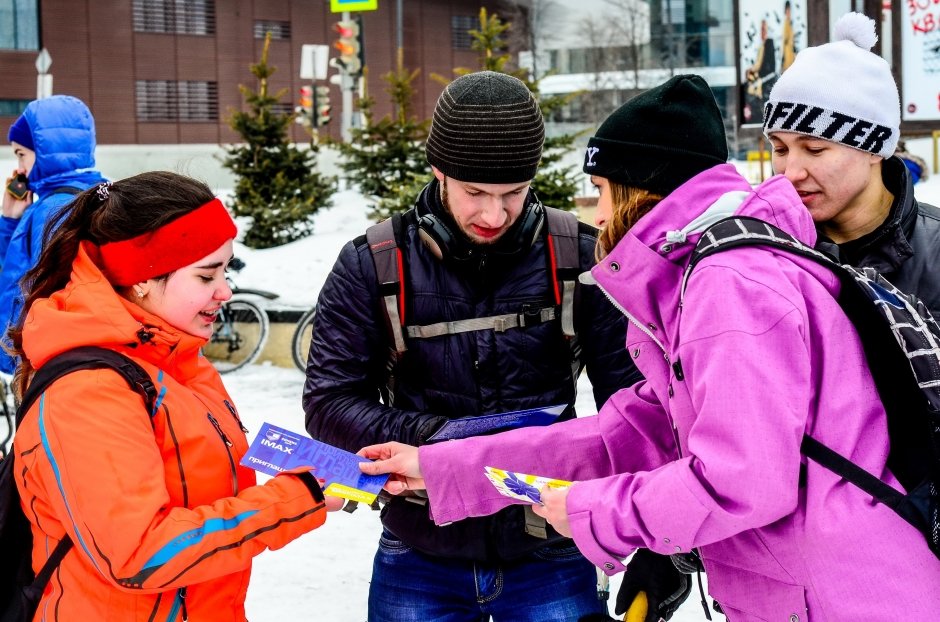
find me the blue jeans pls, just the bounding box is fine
[368,529,608,622]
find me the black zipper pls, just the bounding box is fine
[164,406,189,508]
[223,399,248,433]
[179,587,188,621]
[207,412,239,494]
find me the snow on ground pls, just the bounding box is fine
[205,146,940,621]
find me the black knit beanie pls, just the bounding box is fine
[582,74,728,196]
[426,71,545,184]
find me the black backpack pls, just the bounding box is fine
[365,207,584,404]
[0,347,157,622]
[682,216,940,558]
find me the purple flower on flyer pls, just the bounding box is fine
[504,472,541,503]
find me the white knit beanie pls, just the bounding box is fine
[763,12,899,158]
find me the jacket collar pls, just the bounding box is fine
[590,164,815,350]
[818,156,916,273]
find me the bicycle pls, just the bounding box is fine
[203,258,278,374]
[291,306,316,371]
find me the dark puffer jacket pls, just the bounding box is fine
[816,156,940,318]
[303,181,641,561]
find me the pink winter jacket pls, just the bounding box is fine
[419,164,940,621]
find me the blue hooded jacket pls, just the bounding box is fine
[0,95,106,373]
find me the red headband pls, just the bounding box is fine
[98,198,237,286]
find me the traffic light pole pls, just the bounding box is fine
[340,11,354,142]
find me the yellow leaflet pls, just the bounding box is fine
[324,482,377,504]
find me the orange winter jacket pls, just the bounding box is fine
[14,243,327,621]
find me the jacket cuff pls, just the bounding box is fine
[290,471,326,503]
[568,502,627,576]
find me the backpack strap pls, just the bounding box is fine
[366,215,407,355]
[366,215,407,404]
[18,346,158,427]
[799,435,927,532]
[545,208,583,390]
[405,307,558,338]
[14,346,158,597]
[544,208,580,339]
[681,215,833,304]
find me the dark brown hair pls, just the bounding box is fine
[10,171,215,396]
[595,181,664,261]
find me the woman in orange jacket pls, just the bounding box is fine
[9,171,342,621]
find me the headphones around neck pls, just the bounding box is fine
[416,190,546,262]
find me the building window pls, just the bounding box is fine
[0,99,30,116]
[133,0,215,35]
[451,15,476,49]
[136,80,218,122]
[254,20,291,40]
[0,0,39,50]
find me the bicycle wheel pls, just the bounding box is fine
[291,307,317,372]
[204,299,269,374]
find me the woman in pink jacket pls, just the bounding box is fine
[360,74,940,620]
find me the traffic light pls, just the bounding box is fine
[313,85,332,127]
[298,85,313,124]
[333,17,364,76]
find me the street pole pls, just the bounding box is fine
[35,48,52,100]
[393,0,403,119]
[396,0,403,70]
[341,10,354,142]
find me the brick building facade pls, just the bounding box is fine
[0,0,527,145]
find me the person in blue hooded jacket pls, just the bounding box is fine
[0,95,106,373]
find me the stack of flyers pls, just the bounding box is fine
[483,466,572,504]
[426,403,567,442]
[240,422,389,504]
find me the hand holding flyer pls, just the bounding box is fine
[241,423,389,504]
[483,466,571,504]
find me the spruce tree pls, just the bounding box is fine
[444,8,582,211]
[337,65,431,221]
[224,33,336,248]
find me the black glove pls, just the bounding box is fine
[615,549,692,622]
[669,551,704,575]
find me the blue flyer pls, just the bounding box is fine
[240,422,389,504]
[426,403,567,443]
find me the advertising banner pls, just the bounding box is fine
[901,3,940,121]
[738,0,808,126]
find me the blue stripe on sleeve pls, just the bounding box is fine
[142,511,259,570]
[38,392,105,575]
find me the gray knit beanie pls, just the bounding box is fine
[426,71,545,183]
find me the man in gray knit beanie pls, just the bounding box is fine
[426,71,544,184]
[304,70,649,620]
